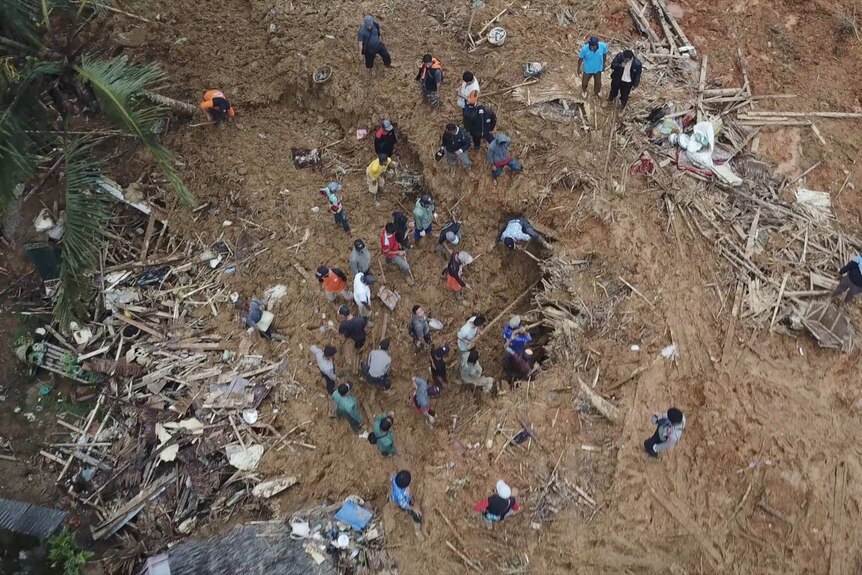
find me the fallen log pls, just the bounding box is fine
[141,90,199,116]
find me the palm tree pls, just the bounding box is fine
[1,0,193,326]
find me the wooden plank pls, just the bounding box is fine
[115,314,165,341]
[696,55,708,123]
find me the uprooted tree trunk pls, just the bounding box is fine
[141,90,198,115]
[578,376,621,423]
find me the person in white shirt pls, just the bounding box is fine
[608,50,643,110]
[353,272,375,319]
[644,408,686,458]
[498,217,551,250]
[457,315,486,358]
[457,71,480,109]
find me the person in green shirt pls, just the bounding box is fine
[412,195,436,242]
[370,411,397,456]
[332,383,362,432]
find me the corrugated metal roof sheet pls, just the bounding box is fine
[0,498,67,539]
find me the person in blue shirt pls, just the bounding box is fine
[578,35,608,99]
[390,470,423,529]
[503,315,532,356]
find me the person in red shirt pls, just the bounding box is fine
[316,266,352,303]
[199,89,235,124]
[380,223,413,284]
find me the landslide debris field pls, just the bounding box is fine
[2,0,862,574]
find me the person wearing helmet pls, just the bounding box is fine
[436,220,462,256]
[644,408,686,458]
[319,182,350,233]
[474,480,520,522]
[412,195,437,242]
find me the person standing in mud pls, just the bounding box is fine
[608,49,642,110]
[357,15,393,70]
[439,123,471,169]
[392,210,413,249]
[374,119,397,158]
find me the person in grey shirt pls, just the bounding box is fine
[408,305,432,349]
[310,345,338,394]
[362,339,392,390]
[411,377,436,424]
[349,239,372,276]
[357,15,392,70]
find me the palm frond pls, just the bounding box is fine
[0,60,59,206]
[0,0,45,50]
[53,138,109,327]
[76,56,194,206]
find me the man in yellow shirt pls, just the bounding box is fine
[366,153,396,203]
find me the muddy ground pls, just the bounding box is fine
[3,0,862,573]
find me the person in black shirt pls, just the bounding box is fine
[833,256,862,303]
[443,251,473,301]
[338,305,368,349]
[428,345,450,397]
[475,480,520,523]
[462,103,497,148]
[436,220,462,256]
[439,123,472,168]
[374,119,397,158]
[392,210,412,249]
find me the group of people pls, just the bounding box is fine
[223,17,722,533]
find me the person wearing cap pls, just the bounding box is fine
[310,344,339,394]
[833,255,862,303]
[428,345,450,396]
[457,71,480,109]
[374,120,397,158]
[362,339,392,390]
[644,407,686,458]
[408,305,433,349]
[463,103,497,148]
[338,305,368,349]
[457,315,486,358]
[474,480,520,523]
[366,153,396,201]
[244,299,273,339]
[487,133,523,179]
[460,350,494,393]
[390,470,423,527]
[444,251,474,300]
[349,239,372,276]
[416,54,444,107]
[503,316,532,357]
[578,35,609,99]
[504,348,537,384]
[353,272,375,319]
[316,266,352,303]
[439,123,472,169]
[199,89,235,125]
[392,210,413,249]
[332,383,363,432]
[412,195,437,242]
[498,217,551,250]
[381,223,413,283]
[369,411,397,456]
[608,49,643,110]
[357,15,393,70]
[319,182,350,233]
[411,377,436,425]
[436,220,462,256]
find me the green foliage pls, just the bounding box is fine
[47,528,93,575]
[1,1,193,327]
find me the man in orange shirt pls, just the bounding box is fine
[200,89,235,124]
[316,266,353,303]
